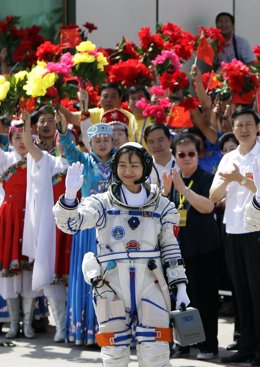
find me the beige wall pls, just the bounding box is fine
[76,0,258,49]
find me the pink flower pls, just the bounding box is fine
[46,52,73,77]
[158,97,171,108]
[150,85,165,96]
[152,50,181,72]
[136,97,148,109]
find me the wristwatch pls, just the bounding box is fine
[165,258,184,268]
[240,177,247,186]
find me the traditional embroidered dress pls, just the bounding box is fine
[59,129,114,345]
[0,150,41,300]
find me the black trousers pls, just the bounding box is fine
[184,249,220,353]
[226,231,260,357]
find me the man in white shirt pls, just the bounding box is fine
[210,106,260,365]
[144,123,178,191]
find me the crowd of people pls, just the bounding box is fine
[1,10,260,367]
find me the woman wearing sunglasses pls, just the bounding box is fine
[162,132,221,361]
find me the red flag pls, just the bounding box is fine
[167,105,193,128]
[197,34,214,66]
[232,90,256,105]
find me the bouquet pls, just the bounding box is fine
[152,50,181,77]
[220,59,258,104]
[0,70,33,116]
[108,58,153,88]
[136,86,171,123]
[71,40,108,87]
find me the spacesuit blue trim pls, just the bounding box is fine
[141,298,168,313]
[130,267,137,319]
[100,317,126,325]
[97,250,161,262]
[107,209,161,218]
[92,196,107,228]
[67,216,82,233]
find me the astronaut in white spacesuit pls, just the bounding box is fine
[53,142,190,367]
[244,155,260,231]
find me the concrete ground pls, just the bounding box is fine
[0,314,252,367]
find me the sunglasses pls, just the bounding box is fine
[177,151,196,159]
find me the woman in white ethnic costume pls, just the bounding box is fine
[53,142,190,367]
[244,156,260,231]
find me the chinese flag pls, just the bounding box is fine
[167,105,193,128]
[206,71,223,90]
[60,27,82,49]
[197,34,214,66]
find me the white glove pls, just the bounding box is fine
[65,162,84,200]
[82,252,101,285]
[252,156,260,202]
[176,283,190,310]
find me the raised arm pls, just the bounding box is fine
[172,168,214,213]
[22,110,43,162]
[59,88,88,127]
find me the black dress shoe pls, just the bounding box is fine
[221,352,254,363]
[226,341,239,351]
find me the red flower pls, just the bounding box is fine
[12,25,46,66]
[108,59,153,87]
[36,41,61,62]
[159,70,189,92]
[179,96,200,111]
[160,22,196,61]
[19,97,35,113]
[85,82,100,107]
[60,97,78,112]
[220,59,258,104]
[253,45,260,58]
[108,37,139,64]
[138,27,153,50]
[83,22,98,33]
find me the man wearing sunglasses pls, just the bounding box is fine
[210,106,260,366]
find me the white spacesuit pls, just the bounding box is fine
[53,143,189,367]
[244,156,260,231]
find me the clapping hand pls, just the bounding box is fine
[65,162,84,200]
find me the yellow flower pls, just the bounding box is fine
[14,70,29,83]
[23,65,57,97]
[73,53,95,65]
[97,53,108,71]
[42,73,57,89]
[0,80,10,101]
[76,40,96,53]
[0,75,7,85]
[37,60,47,67]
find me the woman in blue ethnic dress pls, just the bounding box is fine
[58,114,115,344]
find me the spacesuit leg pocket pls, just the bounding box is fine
[140,298,169,328]
[96,298,109,324]
[97,298,127,333]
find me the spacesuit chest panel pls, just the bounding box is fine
[97,207,162,254]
